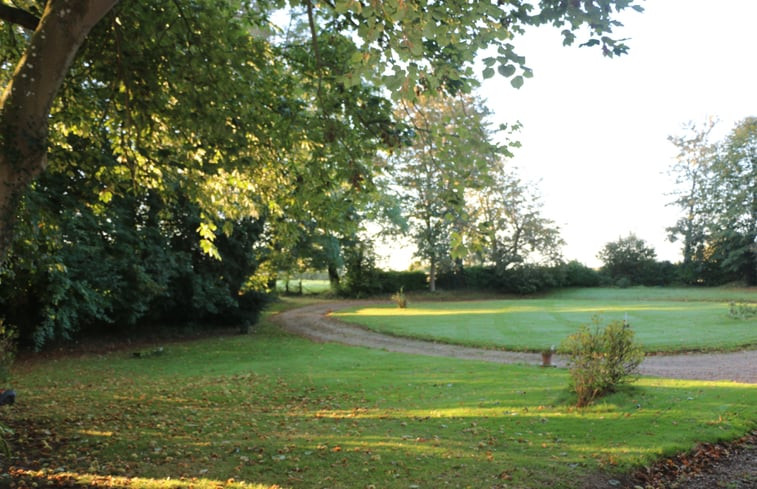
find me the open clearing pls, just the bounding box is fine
[331,288,757,353]
[3,291,756,489]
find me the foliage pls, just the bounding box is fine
[597,234,659,286]
[390,287,407,308]
[561,260,602,287]
[437,263,569,294]
[729,302,757,320]
[0,171,271,348]
[667,117,757,285]
[0,0,645,263]
[384,93,563,292]
[384,94,505,291]
[466,159,565,271]
[339,241,427,297]
[560,317,644,407]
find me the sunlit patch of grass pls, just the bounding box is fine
[333,288,757,352]
[10,468,277,489]
[4,298,756,489]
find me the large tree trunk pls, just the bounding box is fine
[0,0,118,259]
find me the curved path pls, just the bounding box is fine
[272,300,757,384]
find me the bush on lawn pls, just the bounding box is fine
[560,317,644,407]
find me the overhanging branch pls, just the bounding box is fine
[0,3,40,30]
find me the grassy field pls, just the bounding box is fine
[333,287,757,353]
[3,296,756,489]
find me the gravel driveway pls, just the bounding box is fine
[271,300,757,384]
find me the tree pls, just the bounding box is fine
[387,94,503,290]
[666,119,719,283]
[467,160,564,271]
[709,117,757,284]
[0,0,119,257]
[667,117,757,285]
[0,0,643,259]
[597,233,657,286]
[0,2,403,346]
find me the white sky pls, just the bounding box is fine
[377,0,757,270]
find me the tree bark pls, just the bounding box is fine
[0,0,119,259]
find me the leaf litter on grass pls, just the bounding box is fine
[3,325,756,489]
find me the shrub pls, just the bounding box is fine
[560,260,602,287]
[729,302,757,320]
[391,287,407,308]
[560,317,644,407]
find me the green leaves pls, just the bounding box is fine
[499,64,516,77]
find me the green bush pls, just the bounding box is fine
[729,302,757,319]
[560,260,602,287]
[560,317,644,407]
[391,287,407,308]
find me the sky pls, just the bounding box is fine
[378,0,757,270]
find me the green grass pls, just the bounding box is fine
[3,297,756,489]
[333,287,757,353]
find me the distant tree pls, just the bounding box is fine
[708,118,757,284]
[387,94,503,291]
[667,117,757,285]
[666,119,718,283]
[598,234,657,286]
[467,161,564,272]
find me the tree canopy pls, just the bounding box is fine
[0,0,644,346]
[667,117,757,285]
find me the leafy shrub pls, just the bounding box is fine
[560,317,644,407]
[391,287,407,308]
[498,264,561,294]
[729,302,757,320]
[615,276,632,289]
[560,260,601,287]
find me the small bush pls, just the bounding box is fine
[729,302,757,319]
[391,287,407,308]
[560,317,644,407]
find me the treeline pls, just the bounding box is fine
[335,259,685,298]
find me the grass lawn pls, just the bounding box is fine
[3,297,756,489]
[333,287,757,353]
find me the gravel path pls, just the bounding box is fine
[271,300,757,384]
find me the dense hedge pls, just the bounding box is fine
[0,175,272,350]
[437,261,603,294]
[339,268,428,297]
[338,258,694,298]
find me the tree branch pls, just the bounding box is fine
[0,3,40,30]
